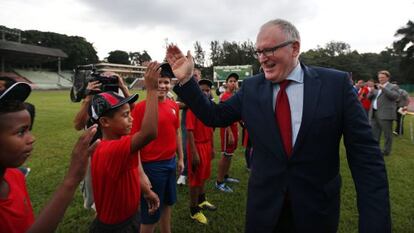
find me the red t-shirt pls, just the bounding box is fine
[91,135,140,224]
[358,86,371,111]
[0,168,34,233]
[186,109,213,144]
[131,99,179,162]
[220,91,239,152]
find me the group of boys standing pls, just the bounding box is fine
[75,61,247,231]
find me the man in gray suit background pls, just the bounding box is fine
[369,70,400,156]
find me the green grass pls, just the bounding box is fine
[24,90,414,232]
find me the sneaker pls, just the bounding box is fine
[393,131,399,136]
[199,201,217,211]
[177,175,187,186]
[215,182,233,193]
[224,176,240,183]
[190,211,208,224]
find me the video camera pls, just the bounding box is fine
[70,65,119,102]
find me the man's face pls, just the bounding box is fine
[200,84,211,97]
[378,73,389,85]
[158,77,171,100]
[255,25,300,82]
[193,69,202,81]
[0,110,35,168]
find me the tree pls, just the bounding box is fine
[193,41,205,68]
[21,29,99,69]
[394,20,414,83]
[210,40,222,66]
[107,50,130,65]
[324,41,351,57]
[129,50,152,66]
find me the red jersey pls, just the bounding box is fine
[220,91,239,153]
[186,109,213,143]
[358,86,371,111]
[131,99,179,162]
[91,135,140,224]
[0,168,34,233]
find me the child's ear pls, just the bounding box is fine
[99,117,111,128]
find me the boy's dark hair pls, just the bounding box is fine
[0,100,27,129]
[159,63,175,79]
[226,73,239,82]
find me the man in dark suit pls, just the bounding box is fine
[167,19,390,233]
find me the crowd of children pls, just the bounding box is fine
[0,63,246,232]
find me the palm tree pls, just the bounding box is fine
[393,20,414,83]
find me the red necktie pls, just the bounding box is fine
[275,80,292,157]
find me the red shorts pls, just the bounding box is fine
[187,142,212,187]
[220,124,238,154]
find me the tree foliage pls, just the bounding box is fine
[129,50,152,66]
[193,41,205,68]
[21,30,99,69]
[394,20,414,83]
[107,50,130,65]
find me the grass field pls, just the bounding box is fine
[24,90,414,233]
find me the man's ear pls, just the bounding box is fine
[292,41,301,57]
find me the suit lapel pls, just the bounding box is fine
[258,75,287,160]
[292,65,321,155]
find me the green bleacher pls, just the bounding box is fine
[14,69,72,89]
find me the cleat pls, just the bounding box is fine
[215,182,233,193]
[199,201,217,211]
[224,177,240,183]
[190,211,208,224]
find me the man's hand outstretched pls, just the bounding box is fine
[166,45,194,82]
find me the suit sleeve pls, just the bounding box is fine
[341,76,391,233]
[173,78,242,128]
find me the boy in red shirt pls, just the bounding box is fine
[186,79,217,224]
[89,62,160,233]
[0,82,99,233]
[131,63,184,233]
[215,73,240,193]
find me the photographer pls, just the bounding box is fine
[73,71,131,210]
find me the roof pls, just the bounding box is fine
[0,40,67,64]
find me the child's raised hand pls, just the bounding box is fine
[144,61,160,91]
[66,124,100,184]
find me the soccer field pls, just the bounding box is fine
[25,90,414,232]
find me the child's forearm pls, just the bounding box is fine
[73,96,92,131]
[176,130,184,161]
[27,178,78,233]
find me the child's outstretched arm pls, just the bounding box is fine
[27,125,99,233]
[130,61,159,153]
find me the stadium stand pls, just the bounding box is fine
[14,69,72,89]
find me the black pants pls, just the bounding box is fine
[395,111,405,135]
[89,211,140,233]
[273,200,295,233]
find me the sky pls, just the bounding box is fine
[1,0,413,62]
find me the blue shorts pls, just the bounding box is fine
[140,157,177,224]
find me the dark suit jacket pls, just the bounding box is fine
[174,64,391,233]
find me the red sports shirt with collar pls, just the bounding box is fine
[131,99,179,162]
[91,135,140,224]
[0,168,34,233]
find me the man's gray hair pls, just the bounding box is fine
[262,19,301,42]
